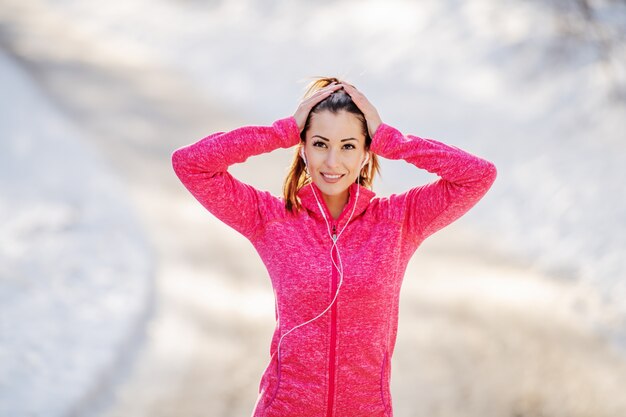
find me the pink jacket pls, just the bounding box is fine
[171,116,496,417]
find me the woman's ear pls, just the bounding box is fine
[361,152,370,168]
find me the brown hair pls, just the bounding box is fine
[283,76,381,213]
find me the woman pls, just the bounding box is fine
[172,77,497,417]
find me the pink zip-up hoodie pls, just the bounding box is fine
[171,116,496,417]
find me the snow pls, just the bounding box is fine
[0,0,625,414]
[0,51,153,417]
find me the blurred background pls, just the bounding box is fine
[1,0,625,416]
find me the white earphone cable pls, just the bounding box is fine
[271,154,363,363]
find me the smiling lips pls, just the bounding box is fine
[321,172,345,183]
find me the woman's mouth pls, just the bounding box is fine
[320,172,345,183]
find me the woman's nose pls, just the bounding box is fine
[325,149,340,168]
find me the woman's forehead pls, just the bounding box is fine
[308,111,365,141]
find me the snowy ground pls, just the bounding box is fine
[1,0,625,416]
[17,0,624,322]
[0,50,153,417]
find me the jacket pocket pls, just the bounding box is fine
[261,353,282,411]
[380,351,392,416]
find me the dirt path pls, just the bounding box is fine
[2,2,626,416]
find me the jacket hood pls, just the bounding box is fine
[297,182,376,229]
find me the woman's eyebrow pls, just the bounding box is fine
[312,135,358,142]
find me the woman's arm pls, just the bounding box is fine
[171,117,300,238]
[371,123,497,241]
[339,82,496,241]
[171,82,342,238]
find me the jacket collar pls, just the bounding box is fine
[297,182,375,228]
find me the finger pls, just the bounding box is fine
[306,90,332,105]
[305,84,342,105]
[339,84,376,118]
[306,87,335,104]
[340,83,362,99]
[321,84,342,95]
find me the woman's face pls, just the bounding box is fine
[303,110,368,201]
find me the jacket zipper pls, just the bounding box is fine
[327,223,338,417]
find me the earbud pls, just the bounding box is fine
[299,147,307,165]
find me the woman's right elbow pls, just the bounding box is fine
[171,148,189,176]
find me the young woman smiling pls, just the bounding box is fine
[172,76,497,417]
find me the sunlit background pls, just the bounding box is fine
[1,0,625,416]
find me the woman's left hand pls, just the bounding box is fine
[340,83,382,138]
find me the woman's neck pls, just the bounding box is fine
[322,190,349,220]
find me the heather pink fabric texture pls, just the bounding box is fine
[171,116,497,417]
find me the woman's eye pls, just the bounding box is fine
[343,143,356,150]
[313,141,327,148]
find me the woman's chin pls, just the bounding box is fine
[313,179,351,197]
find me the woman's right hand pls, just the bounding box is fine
[293,82,343,132]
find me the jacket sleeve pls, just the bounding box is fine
[171,116,301,239]
[370,123,497,242]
